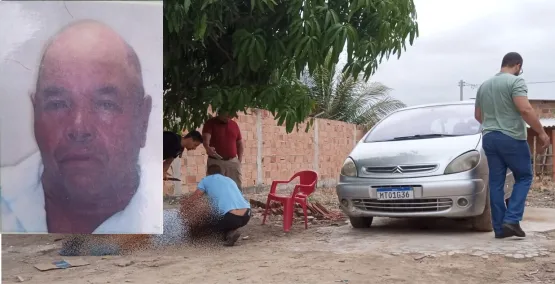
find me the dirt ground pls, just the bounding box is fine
[3,186,555,284]
[528,178,555,208]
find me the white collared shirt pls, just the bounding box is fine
[1,151,162,234]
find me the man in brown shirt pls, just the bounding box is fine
[202,111,244,189]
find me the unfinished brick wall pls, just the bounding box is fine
[531,100,555,118]
[317,118,362,186]
[260,110,315,186]
[164,109,366,195]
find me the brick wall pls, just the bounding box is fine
[164,109,366,195]
[530,100,555,118]
[526,100,555,150]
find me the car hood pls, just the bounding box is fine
[351,134,482,178]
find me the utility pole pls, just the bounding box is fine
[458,80,480,101]
[458,80,464,101]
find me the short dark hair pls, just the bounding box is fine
[207,164,222,175]
[501,52,523,68]
[183,130,203,143]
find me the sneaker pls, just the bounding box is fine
[224,230,241,247]
[502,222,525,238]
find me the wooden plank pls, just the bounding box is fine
[314,202,331,215]
[533,136,537,177]
[541,149,548,174]
[539,147,549,178]
[552,130,555,179]
[307,204,319,215]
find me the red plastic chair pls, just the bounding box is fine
[261,170,318,232]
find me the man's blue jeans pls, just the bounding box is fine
[482,131,533,235]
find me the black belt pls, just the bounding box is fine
[225,209,251,217]
[208,156,234,161]
[241,209,251,217]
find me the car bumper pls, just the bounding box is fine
[336,175,487,218]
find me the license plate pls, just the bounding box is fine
[376,187,414,200]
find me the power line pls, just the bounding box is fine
[527,80,555,84]
[458,79,555,101]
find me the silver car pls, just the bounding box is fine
[336,101,513,232]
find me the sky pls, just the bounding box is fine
[369,0,555,106]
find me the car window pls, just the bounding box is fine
[364,104,481,142]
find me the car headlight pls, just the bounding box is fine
[444,150,480,174]
[341,157,357,177]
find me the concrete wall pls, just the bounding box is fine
[164,109,366,195]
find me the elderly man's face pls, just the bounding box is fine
[32,23,151,202]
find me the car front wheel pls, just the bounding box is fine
[471,188,493,232]
[349,216,373,229]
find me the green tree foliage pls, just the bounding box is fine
[164,0,418,133]
[303,58,406,130]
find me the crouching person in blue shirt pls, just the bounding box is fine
[184,164,251,246]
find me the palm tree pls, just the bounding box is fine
[302,59,406,130]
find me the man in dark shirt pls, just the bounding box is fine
[202,111,244,189]
[163,131,203,180]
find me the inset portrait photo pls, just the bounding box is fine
[0,1,163,234]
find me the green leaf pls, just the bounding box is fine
[323,23,342,48]
[196,13,208,40]
[183,0,191,13]
[285,112,295,133]
[200,0,215,10]
[294,37,310,57]
[254,37,266,61]
[324,10,332,28]
[276,113,286,126]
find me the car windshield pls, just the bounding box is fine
[364,104,481,143]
